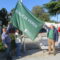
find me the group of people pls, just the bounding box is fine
[1,23,59,60]
[1,26,23,60]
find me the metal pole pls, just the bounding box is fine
[21,0,23,2]
[23,34,26,53]
[20,0,26,53]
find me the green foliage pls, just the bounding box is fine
[32,6,44,17]
[32,6,50,22]
[10,34,15,41]
[0,8,8,26]
[0,35,5,51]
[44,1,60,15]
[10,34,16,49]
[51,0,60,2]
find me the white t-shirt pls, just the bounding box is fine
[15,32,21,43]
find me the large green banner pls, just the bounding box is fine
[11,0,44,40]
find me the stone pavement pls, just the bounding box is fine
[1,48,60,60]
[16,49,60,60]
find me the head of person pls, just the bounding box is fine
[2,27,7,33]
[49,25,54,29]
[16,29,19,33]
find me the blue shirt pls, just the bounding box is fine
[1,32,11,44]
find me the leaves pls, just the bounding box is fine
[0,8,8,26]
[32,6,50,22]
[44,1,60,15]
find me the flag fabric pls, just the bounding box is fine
[11,0,44,40]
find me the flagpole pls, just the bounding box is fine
[21,0,23,2]
[23,34,26,53]
[20,0,26,53]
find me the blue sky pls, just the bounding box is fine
[0,0,60,22]
[0,0,50,12]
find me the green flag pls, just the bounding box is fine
[11,0,44,40]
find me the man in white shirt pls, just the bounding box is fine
[15,29,22,58]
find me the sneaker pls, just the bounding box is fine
[53,52,56,56]
[48,52,51,55]
[53,50,56,56]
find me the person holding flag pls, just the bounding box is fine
[44,25,59,55]
[1,27,12,60]
[15,29,23,58]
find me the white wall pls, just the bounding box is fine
[45,22,60,28]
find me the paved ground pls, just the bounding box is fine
[16,49,60,60]
[1,49,60,60]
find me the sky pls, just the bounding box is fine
[0,0,60,22]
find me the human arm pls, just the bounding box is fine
[1,34,8,48]
[55,29,59,42]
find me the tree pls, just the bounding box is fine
[44,1,60,15]
[44,1,60,23]
[0,8,8,26]
[51,0,60,2]
[32,6,50,22]
[10,8,15,16]
[32,6,44,17]
[8,8,15,21]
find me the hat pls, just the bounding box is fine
[3,25,7,29]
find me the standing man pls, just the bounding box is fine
[1,27,12,60]
[15,29,23,58]
[47,25,58,55]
